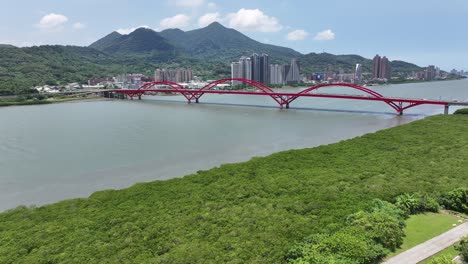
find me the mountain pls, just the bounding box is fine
[160,22,300,62]
[0,44,16,48]
[91,22,300,63]
[89,31,123,51]
[90,28,180,60]
[300,53,422,73]
[0,45,154,95]
[0,22,427,95]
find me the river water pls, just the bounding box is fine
[0,79,467,211]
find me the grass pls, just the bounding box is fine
[1,115,468,263]
[387,213,461,258]
[419,246,458,263]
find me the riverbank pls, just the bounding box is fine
[0,95,105,107]
[1,115,467,263]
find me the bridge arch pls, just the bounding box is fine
[194,78,287,107]
[137,81,193,101]
[285,83,401,112]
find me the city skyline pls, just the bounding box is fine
[232,54,301,85]
[0,0,467,71]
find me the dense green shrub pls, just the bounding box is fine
[454,108,468,115]
[427,255,456,264]
[455,237,468,262]
[395,193,440,214]
[441,188,468,213]
[287,200,405,263]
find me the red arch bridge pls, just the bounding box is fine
[115,78,452,115]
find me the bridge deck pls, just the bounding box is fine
[118,89,450,105]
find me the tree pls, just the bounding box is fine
[441,188,468,214]
[455,237,468,262]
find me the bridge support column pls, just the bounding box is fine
[285,103,289,109]
[195,98,199,103]
[444,105,449,115]
[138,95,141,100]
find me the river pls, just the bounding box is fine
[0,79,467,211]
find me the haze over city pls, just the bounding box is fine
[0,0,467,70]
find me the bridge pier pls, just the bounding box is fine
[444,105,449,115]
[138,95,141,100]
[285,103,289,109]
[195,98,199,103]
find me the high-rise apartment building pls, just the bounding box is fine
[354,64,362,82]
[285,58,301,84]
[269,64,285,85]
[372,55,381,79]
[372,55,391,80]
[155,68,193,83]
[260,54,270,84]
[231,62,241,85]
[239,56,252,80]
[380,56,391,80]
[425,65,436,80]
[251,53,261,82]
[231,53,270,85]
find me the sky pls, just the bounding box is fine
[0,0,467,71]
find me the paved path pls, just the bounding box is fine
[383,222,468,264]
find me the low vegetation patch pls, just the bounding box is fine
[387,212,460,258]
[454,108,468,115]
[0,115,468,263]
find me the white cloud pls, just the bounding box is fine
[160,14,191,29]
[314,29,335,41]
[227,8,283,32]
[198,12,220,27]
[207,2,217,9]
[286,29,308,41]
[73,22,85,30]
[174,0,204,8]
[36,13,68,30]
[116,25,150,35]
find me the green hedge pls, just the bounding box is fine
[454,108,468,115]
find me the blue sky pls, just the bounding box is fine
[0,0,467,70]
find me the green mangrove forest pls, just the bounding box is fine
[0,115,467,263]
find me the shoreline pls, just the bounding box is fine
[0,96,110,107]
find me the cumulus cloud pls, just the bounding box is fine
[198,12,221,27]
[314,29,335,41]
[73,22,85,30]
[36,13,68,30]
[116,25,150,35]
[286,29,308,41]
[174,0,204,8]
[160,14,191,29]
[227,8,283,32]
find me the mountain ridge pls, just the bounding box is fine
[0,22,424,94]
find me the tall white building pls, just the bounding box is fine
[239,56,252,80]
[354,64,362,82]
[269,64,285,85]
[231,62,241,86]
[285,58,301,84]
